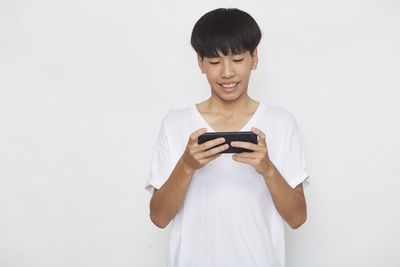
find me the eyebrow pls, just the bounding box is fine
[232,50,245,55]
[208,51,245,59]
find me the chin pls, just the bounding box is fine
[216,91,245,102]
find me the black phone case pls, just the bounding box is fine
[198,131,258,153]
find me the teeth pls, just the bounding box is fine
[221,83,237,88]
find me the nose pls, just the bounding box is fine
[221,61,235,78]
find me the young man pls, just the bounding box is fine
[145,8,309,267]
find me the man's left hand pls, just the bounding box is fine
[231,127,273,177]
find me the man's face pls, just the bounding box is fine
[197,48,258,101]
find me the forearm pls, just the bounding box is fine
[150,157,195,228]
[262,162,307,229]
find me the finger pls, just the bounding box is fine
[201,136,226,150]
[251,127,266,146]
[230,141,259,151]
[193,136,226,153]
[199,143,229,158]
[233,151,261,159]
[201,152,222,165]
[232,155,256,165]
[189,128,208,145]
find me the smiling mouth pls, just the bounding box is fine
[218,82,240,92]
[218,82,239,88]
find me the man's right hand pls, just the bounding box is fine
[180,128,229,172]
[150,128,229,228]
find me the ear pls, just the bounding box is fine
[197,53,206,74]
[251,48,258,70]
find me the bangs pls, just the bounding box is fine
[191,8,261,59]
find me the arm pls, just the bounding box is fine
[262,162,306,229]
[231,127,307,229]
[150,158,194,228]
[149,128,229,228]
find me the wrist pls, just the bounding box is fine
[179,157,195,176]
[262,160,277,180]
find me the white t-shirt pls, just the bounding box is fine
[145,102,309,267]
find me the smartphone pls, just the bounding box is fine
[198,131,258,153]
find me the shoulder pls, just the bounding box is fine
[160,104,194,129]
[261,104,297,126]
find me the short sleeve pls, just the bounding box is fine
[280,115,310,189]
[144,116,174,195]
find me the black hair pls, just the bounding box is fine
[191,8,262,60]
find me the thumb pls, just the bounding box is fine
[189,128,207,144]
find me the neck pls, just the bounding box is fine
[205,93,257,116]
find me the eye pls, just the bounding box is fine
[209,61,220,65]
[233,59,244,63]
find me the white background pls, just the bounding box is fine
[1,0,399,266]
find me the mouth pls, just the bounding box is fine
[218,82,239,92]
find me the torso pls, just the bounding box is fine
[196,100,260,132]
